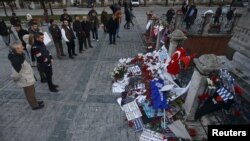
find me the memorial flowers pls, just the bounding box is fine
[111,64,126,80]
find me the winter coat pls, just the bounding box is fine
[17,29,29,48]
[101,11,109,25]
[125,8,131,21]
[8,52,35,87]
[107,18,119,34]
[60,14,72,23]
[10,16,21,26]
[81,21,91,37]
[31,41,53,64]
[0,21,8,36]
[49,24,62,41]
[73,20,85,37]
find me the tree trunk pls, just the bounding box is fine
[40,0,46,12]
[49,2,53,15]
[2,1,8,17]
[81,0,84,7]
[144,0,146,7]
[209,0,212,6]
[165,0,168,6]
[101,0,104,7]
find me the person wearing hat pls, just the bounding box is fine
[49,19,66,59]
[8,42,44,110]
[60,9,73,26]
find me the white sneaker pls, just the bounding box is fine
[93,39,96,41]
[97,39,99,42]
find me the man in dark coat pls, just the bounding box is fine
[101,8,109,33]
[14,24,29,56]
[107,15,118,45]
[60,9,73,25]
[61,20,77,59]
[49,19,66,59]
[226,8,236,24]
[214,5,222,24]
[10,13,21,26]
[88,6,99,41]
[73,15,85,53]
[124,7,131,29]
[0,19,9,46]
[184,4,198,29]
[31,32,59,92]
[166,8,175,24]
[82,16,93,49]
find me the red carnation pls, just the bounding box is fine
[188,128,197,137]
[234,111,241,117]
[234,85,244,96]
[128,121,134,128]
[216,96,223,102]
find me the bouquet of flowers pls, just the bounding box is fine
[111,64,127,80]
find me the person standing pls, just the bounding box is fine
[73,15,85,53]
[8,42,44,110]
[101,8,109,33]
[10,13,21,26]
[49,19,66,59]
[61,20,77,59]
[184,4,197,29]
[88,6,99,41]
[43,9,49,25]
[14,24,31,61]
[0,18,10,46]
[214,4,222,24]
[82,16,93,49]
[115,7,122,38]
[124,6,131,29]
[166,8,175,24]
[60,9,73,26]
[226,8,236,24]
[107,15,118,45]
[31,32,59,92]
[130,8,136,26]
[28,21,41,35]
[181,0,188,16]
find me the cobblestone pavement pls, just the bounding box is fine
[0,10,146,141]
[0,5,236,141]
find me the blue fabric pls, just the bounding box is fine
[150,79,168,109]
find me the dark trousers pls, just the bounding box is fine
[23,85,38,108]
[54,40,65,59]
[66,41,75,57]
[77,36,85,52]
[109,33,116,44]
[214,16,220,24]
[91,27,98,40]
[38,64,54,90]
[85,36,92,48]
[124,20,130,29]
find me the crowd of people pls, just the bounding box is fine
[0,2,238,111]
[0,3,137,110]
